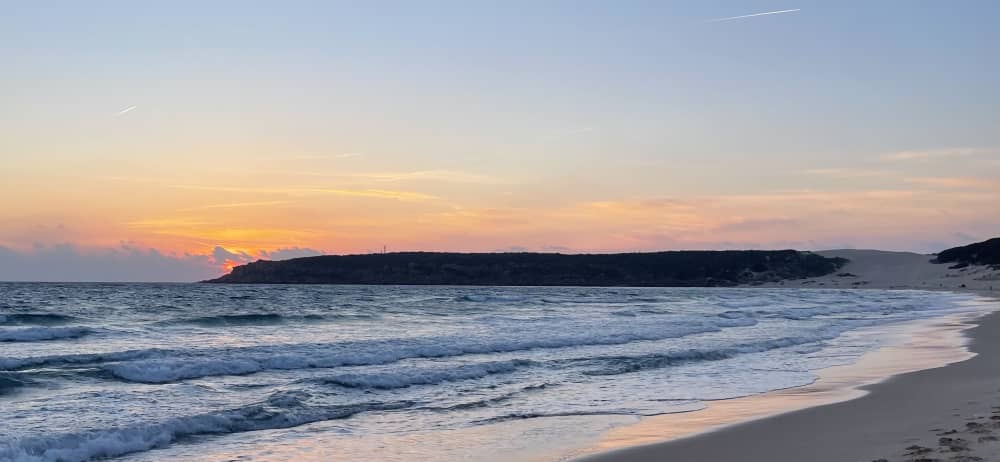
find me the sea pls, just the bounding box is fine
[0,283,992,462]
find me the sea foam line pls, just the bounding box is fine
[0,397,412,462]
[3,316,758,383]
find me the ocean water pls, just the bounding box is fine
[0,284,988,462]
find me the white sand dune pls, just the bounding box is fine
[760,249,1000,291]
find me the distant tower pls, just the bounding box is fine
[383,245,387,254]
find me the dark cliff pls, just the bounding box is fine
[204,250,847,286]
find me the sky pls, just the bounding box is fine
[1,1,999,281]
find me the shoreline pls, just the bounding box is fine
[573,291,1000,462]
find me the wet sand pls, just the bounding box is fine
[577,295,1000,462]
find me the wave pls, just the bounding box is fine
[0,373,30,395]
[611,308,673,317]
[315,359,532,390]
[182,313,288,326]
[0,314,75,326]
[478,398,707,424]
[108,358,263,383]
[0,394,412,462]
[0,349,160,371]
[716,299,774,309]
[4,315,758,383]
[0,327,92,343]
[541,297,665,305]
[456,294,530,303]
[756,302,931,320]
[162,313,345,327]
[475,409,648,425]
[580,325,856,376]
[717,310,756,319]
[423,382,559,412]
[625,297,666,303]
[610,310,639,317]
[159,312,379,328]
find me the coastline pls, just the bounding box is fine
[574,291,1000,462]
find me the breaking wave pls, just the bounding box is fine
[0,285,984,462]
[159,313,379,328]
[456,294,531,303]
[0,314,76,325]
[0,327,92,343]
[0,373,30,395]
[35,315,760,383]
[315,359,533,390]
[0,393,411,462]
[579,324,854,376]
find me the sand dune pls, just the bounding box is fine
[762,249,1000,291]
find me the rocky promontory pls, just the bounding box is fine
[205,250,846,286]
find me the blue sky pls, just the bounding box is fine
[1,1,998,280]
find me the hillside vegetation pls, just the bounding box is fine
[206,250,847,286]
[935,238,1000,268]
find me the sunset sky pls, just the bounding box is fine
[2,1,999,281]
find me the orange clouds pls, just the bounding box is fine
[6,182,997,256]
[419,187,995,252]
[881,147,994,162]
[1,153,998,260]
[170,184,438,201]
[903,177,1000,190]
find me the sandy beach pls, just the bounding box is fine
[770,249,1000,292]
[578,250,1000,462]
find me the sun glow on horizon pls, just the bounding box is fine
[222,259,241,273]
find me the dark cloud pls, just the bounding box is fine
[0,244,217,282]
[953,232,979,243]
[0,244,328,282]
[211,246,254,266]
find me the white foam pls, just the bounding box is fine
[0,349,155,371]
[320,359,531,389]
[456,294,530,303]
[91,316,757,383]
[0,399,410,462]
[582,325,856,376]
[108,359,262,383]
[0,287,980,462]
[1,314,757,383]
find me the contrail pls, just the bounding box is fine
[708,8,800,22]
[116,105,137,116]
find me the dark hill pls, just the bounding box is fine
[204,250,846,286]
[934,237,1000,267]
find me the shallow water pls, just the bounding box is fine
[0,284,985,461]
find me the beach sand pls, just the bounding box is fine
[771,249,1000,291]
[576,250,1000,462]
